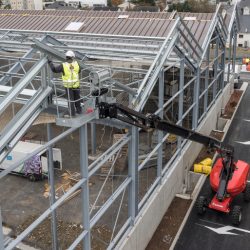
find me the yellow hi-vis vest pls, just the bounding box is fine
[62,61,80,88]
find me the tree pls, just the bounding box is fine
[130,0,155,6]
[168,0,215,13]
[111,0,123,6]
[107,0,112,7]
[168,1,192,12]
[4,4,11,9]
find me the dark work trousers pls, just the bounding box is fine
[65,87,82,116]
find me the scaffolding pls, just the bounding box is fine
[0,3,238,250]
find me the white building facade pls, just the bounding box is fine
[10,0,43,10]
[66,0,107,7]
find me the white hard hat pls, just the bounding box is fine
[65,50,75,58]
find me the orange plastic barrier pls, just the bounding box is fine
[247,64,250,71]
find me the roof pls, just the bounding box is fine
[236,0,250,33]
[238,14,250,32]
[46,2,76,10]
[0,7,237,50]
[133,6,159,12]
[176,12,214,20]
[238,0,250,9]
[93,7,119,11]
[0,10,213,47]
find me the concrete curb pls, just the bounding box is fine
[169,82,248,250]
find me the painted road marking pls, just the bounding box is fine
[202,225,250,235]
[196,220,250,236]
[235,141,250,145]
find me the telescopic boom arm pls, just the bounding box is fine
[98,102,225,151]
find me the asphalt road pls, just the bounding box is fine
[174,83,250,250]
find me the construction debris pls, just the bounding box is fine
[43,170,92,199]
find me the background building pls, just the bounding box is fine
[237,0,250,47]
[9,0,43,10]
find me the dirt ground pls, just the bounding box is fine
[146,198,191,250]
[222,90,243,119]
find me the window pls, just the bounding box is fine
[239,34,244,38]
[238,44,243,47]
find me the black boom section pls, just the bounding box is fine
[98,102,222,150]
[155,120,221,149]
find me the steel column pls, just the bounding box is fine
[232,31,237,74]
[80,125,91,249]
[157,69,164,180]
[178,58,184,148]
[204,44,210,114]
[213,37,219,101]
[0,209,3,250]
[91,123,96,155]
[46,123,58,250]
[227,30,233,83]
[221,41,226,90]
[128,127,138,223]
[193,66,200,129]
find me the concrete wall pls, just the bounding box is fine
[117,79,234,250]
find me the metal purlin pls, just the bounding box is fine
[0,4,238,249]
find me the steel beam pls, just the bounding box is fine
[5,177,86,250]
[133,18,180,111]
[0,57,47,117]
[0,86,52,162]
[0,127,77,179]
[90,178,131,228]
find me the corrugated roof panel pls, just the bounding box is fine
[134,19,149,36]
[90,17,107,34]
[142,19,160,36]
[146,19,162,37]
[112,20,128,35]
[0,16,11,28]
[105,18,121,34]
[155,19,172,37]
[53,16,71,31]
[199,21,211,46]
[0,10,225,45]
[195,21,207,45]
[120,18,137,36]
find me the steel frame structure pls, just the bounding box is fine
[0,4,238,249]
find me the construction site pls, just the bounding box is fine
[1,3,250,250]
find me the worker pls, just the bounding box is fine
[48,50,82,117]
